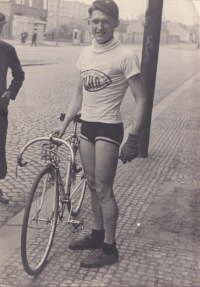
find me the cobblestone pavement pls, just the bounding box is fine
[0,42,200,286]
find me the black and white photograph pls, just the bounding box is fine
[0,0,200,286]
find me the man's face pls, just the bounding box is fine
[88,9,119,44]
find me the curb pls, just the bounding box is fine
[21,61,58,67]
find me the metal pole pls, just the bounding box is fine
[55,0,60,46]
[138,0,164,158]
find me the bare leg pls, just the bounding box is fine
[79,139,120,268]
[80,138,104,230]
[80,138,119,243]
[95,141,119,244]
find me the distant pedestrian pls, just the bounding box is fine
[31,32,37,46]
[0,12,25,204]
[21,32,26,44]
[24,31,28,43]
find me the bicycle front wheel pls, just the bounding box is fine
[21,165,59,276]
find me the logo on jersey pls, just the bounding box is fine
[81,69,112,92]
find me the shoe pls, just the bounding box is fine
[80,250,119,268]
[0,189,9,204]
[69,234,103,250]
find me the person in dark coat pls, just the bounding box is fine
[31,32,37,46]
[0,12,25,204]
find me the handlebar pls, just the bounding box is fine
[60,112,82,123]
[17,134,75,168]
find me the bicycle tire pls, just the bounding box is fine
[21,165,59,276]
[67,145,87,217]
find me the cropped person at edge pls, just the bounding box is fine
[0,12,25,204]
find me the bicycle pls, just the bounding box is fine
[17,113,87,276]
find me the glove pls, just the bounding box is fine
[119,133,139,164]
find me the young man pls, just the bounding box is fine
[0,12,25,204]
[54,0,147,268]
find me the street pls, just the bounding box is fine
[2,42,199,226]
[0,42,200,286]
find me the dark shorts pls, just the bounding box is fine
[80,121,124,147]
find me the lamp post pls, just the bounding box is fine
[138,0,164,158]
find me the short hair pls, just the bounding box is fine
[88,5,99,18]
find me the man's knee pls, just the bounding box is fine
[95,179,114,203]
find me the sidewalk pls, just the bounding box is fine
[0,68,200,286]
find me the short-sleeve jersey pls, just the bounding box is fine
[77,38,140,124]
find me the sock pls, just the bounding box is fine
[102,242,117,255]
[91,228,105,241]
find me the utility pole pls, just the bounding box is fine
[55,0,60,46]
[138,0,164,158]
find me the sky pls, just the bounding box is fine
[76,0,200,25]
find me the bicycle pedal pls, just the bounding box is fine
[69,219,84,232]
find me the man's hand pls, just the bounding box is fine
[2,91,11,99]
[119,133,139,164]
[53,125,67,138]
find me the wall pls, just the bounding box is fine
[12,14,45,41]
[0,1,11,38]
[167,22,190,43]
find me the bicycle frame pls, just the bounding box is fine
[62,119,80,195]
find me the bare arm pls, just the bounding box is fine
[128,73,147,135]
[119,73,147,164]
[54,73,83,137]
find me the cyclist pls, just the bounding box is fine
[54,0,147,268]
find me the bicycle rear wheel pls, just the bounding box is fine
[67,146,87,217]
[21,165,59,275]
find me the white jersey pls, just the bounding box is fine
[77,38,140,124]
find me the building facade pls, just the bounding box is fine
[126,16,196,45]
[0,0,48,41]
[48,0,89,19]
[47,0,90,34]
[167,22,190,43]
